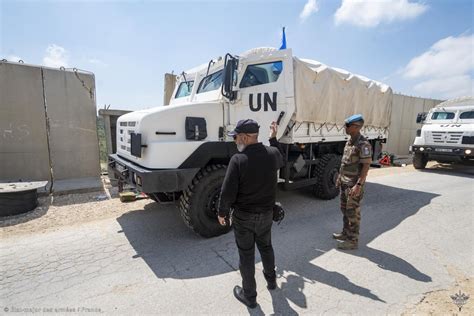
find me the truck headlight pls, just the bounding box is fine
[133,173,142,186]
[419,147,424,152]
[466,149,472,155]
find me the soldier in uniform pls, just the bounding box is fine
[334,114,372,250]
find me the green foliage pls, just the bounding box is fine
[96,116,108,167]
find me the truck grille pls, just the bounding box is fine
[117,121,137,153]
[430,131,464,144]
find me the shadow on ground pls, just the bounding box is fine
[421,162,474,177]
[117,182,439,312]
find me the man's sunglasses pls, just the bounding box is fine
[232,133,252,140]
[345,123,362,128]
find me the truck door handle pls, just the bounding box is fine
[277,111,285,125]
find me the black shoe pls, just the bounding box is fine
[233,286,257,308]
[263,270,277,290]
[267,280,277,290]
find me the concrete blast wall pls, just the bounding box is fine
[0,61,100,184]
[0,62,51,180]
[163,73,177,106]
[385,94,443,156]
[98,109,132,156]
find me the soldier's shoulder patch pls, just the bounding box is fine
[359,142,372,157]
[363,146,370,156]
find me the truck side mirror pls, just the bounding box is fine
[222,54,238,101]
[416,112,427,124]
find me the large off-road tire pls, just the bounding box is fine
[413,152,428,169]
[313,154,342,200]
[179,165,231,238]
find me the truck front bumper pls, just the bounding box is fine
[108,154,199,193]
[410,145,473,159]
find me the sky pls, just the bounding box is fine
[1,0,473,111]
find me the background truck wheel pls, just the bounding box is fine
[413,152,428,169]
[179,164,231,238]
[313,154,342,200]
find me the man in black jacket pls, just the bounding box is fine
[217,119,284,309]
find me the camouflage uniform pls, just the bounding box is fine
[339,134,372,242]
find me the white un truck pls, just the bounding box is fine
[109,47,393,237]
[410,96,474,169]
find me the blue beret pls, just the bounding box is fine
[345,114,364,124]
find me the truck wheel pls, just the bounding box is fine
[313,154,342,200]
[179,165,231,238]
[413,152,428,169]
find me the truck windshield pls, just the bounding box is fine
[431,112,455,120]
[460,111,474,119]
[175,81,194,98]
[197,70,223,94]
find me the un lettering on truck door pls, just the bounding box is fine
[249,92,277,112]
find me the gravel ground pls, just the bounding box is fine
[404,277,473,315]
[0,179,151,237]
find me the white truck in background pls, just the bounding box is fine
[109,47,393,237]
[410,96,474,169]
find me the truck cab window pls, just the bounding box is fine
[197,70,223,94]
[460,111,474,119]
[431,112,455,120]
[239,61,283,88]
[175,81,194,98]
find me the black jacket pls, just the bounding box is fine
[218,138,284,217]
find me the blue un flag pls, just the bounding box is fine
[279,27,287,50]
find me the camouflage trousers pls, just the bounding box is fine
[340,184,364,242]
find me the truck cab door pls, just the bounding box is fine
[228,49,295,144]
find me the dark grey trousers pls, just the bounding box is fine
[232,210,276,300]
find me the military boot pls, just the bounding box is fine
[337,239,358,250]
[332,232,348,240]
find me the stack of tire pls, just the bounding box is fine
[0,189,38,217]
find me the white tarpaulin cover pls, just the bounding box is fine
[293,57,393,128]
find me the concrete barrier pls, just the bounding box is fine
[163,73,177,106]
[385,94,443,156]
[98,109,131,156]
[43,68,100,180]
[0,62,51,181]
[0,61,101,192]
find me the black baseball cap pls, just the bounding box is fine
[227,119,260,137]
